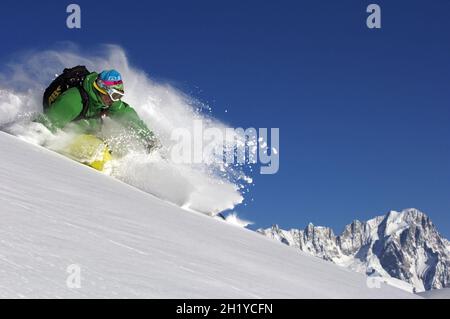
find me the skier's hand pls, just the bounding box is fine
[144,136,162,154]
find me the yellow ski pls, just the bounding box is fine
[60,134,112,171]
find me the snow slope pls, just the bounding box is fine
[418,288,450,299]
[0,132,417,298]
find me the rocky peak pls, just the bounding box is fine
[257,208,450,292]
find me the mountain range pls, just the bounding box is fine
[258,208,450,292]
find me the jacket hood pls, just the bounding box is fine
[83,72,105,112]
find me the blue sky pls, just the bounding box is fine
[1,0,450,237]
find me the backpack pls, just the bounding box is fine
[43,65,91,119]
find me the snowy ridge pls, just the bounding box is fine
[258,209,450,292]
[0,132,417,298]
[444,238,450,253]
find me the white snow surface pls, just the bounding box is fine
[0,132,418,298]
[418,288,450,299]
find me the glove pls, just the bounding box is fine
[144,135,162,154]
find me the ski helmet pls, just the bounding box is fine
[94,69,125,101]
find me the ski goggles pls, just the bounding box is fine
[94,80,125,101]
[105,87,124,101]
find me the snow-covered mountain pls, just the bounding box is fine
[0,132,419,298]
[258,209,450,292]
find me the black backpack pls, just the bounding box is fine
[43,65,91,119]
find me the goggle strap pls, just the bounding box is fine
[93,81,108,95]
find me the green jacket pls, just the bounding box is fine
[39,72,154,144]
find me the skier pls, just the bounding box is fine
[38,66,157,170]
